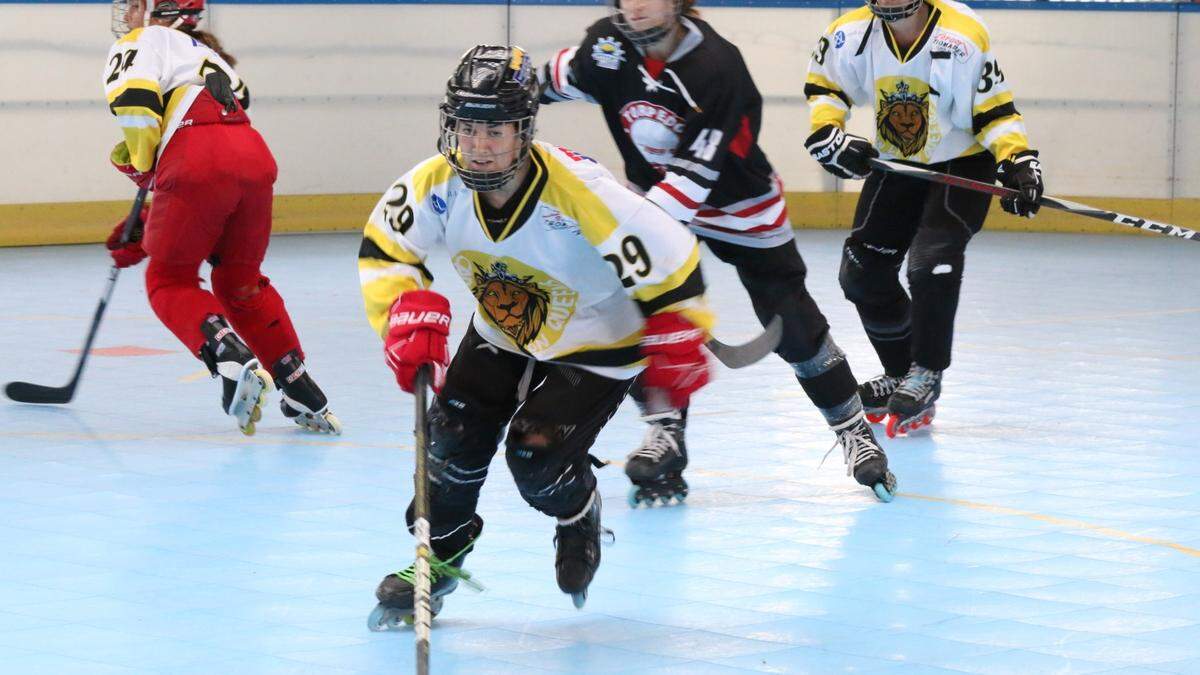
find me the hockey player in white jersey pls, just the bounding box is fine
[805,0,1044,437]
[361,45,714,624]
[103,0,340,435]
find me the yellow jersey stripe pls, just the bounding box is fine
[633,243,701,305]
[538,147,621,247]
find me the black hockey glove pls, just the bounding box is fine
[204,70,239,114]
[996,150,1043,218]
[805,124,878,180]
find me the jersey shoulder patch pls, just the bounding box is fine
[931,0,991,51]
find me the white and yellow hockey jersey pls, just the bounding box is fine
[103,26,248,171]
[806,0,1030,165]
[359,141,713,380]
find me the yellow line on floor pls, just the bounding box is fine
[5,426,1196,559]
[896,492,1200,558]
[178,369,211,383]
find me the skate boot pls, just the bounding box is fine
[555,490,610,609]
[859,374,902,424]
[829,411,897,502]
[886,364,941,438]
[367,518,483,631]
[625,413,688,507]
[272,351,342,435]
[199,315,272,436]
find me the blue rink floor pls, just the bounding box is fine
[1,230,1198,674]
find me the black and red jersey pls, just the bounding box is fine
[543,16,793,247]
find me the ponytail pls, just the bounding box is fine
[183,27,237,67]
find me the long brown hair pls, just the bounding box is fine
[183,26,237,67]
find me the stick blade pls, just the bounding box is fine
[5,381,75,405]
[706,315,783,369]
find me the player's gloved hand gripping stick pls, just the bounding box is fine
[5,187,149,404]
[868,158,1199,243]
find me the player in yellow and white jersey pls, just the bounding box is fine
[361,45,716,620]
[804,0,1045,437]
[102,0,340,436]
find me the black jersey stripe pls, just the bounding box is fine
[856,19,874,56]
[109,88,163,116]
[803,83,851,109]
[634,267,706,318]
[552,344,643,368]
[972,102,1020,135]
[358,237,434,282]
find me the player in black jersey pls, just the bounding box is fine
[540,0,897,504]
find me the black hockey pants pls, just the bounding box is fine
[839,151,995,375]
[405,325,631,557]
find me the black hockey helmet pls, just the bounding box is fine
[610,0,683,48]
[438,45,539,192]
[866,0,922,22]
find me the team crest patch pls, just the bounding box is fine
[876,80,930,158]
[592,37,626,70]
[834,30,845,48]
[541,207,580,235]
[430,193,447,214]
[453,254,579,351]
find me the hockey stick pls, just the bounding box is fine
[411,364,433,675]
[5,187,149,404]
[642,316,783,419]
[868,158,1200,243]
[705,315,783,369]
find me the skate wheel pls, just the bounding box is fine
[367,604,410,632]
[873,482,895,503]
[627,486,644,508]
[885,414,900,439]
[571,591,587,609]
[866,412,886,424]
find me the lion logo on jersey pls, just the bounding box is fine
[877,81,929,158]
[471,261,550,347]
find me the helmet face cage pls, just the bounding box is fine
[438,45,540,192]
[439,112,536,192]
[111,0,136,38]
[111,0,201,38]
[867,0,922,22]
[610,0,681,48]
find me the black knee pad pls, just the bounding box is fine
[907,236,966,283]
[505,424,595,518]
[839,239,906,307]
[420,399,501,495]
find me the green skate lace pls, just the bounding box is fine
[393,541,484,592]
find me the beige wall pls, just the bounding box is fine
[0,3,1195,205]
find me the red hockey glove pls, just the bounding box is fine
[110,141,155,190]
[105,204,149,269]
[384,290,451,394]
[640,312,710,409]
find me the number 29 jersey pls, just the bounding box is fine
[358,141,713,381]
[805,0,1031,165]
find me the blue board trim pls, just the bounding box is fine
[7,0,1198,11]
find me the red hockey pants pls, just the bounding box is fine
[142,113,301,368]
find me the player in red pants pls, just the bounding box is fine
[103,0,339,435]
